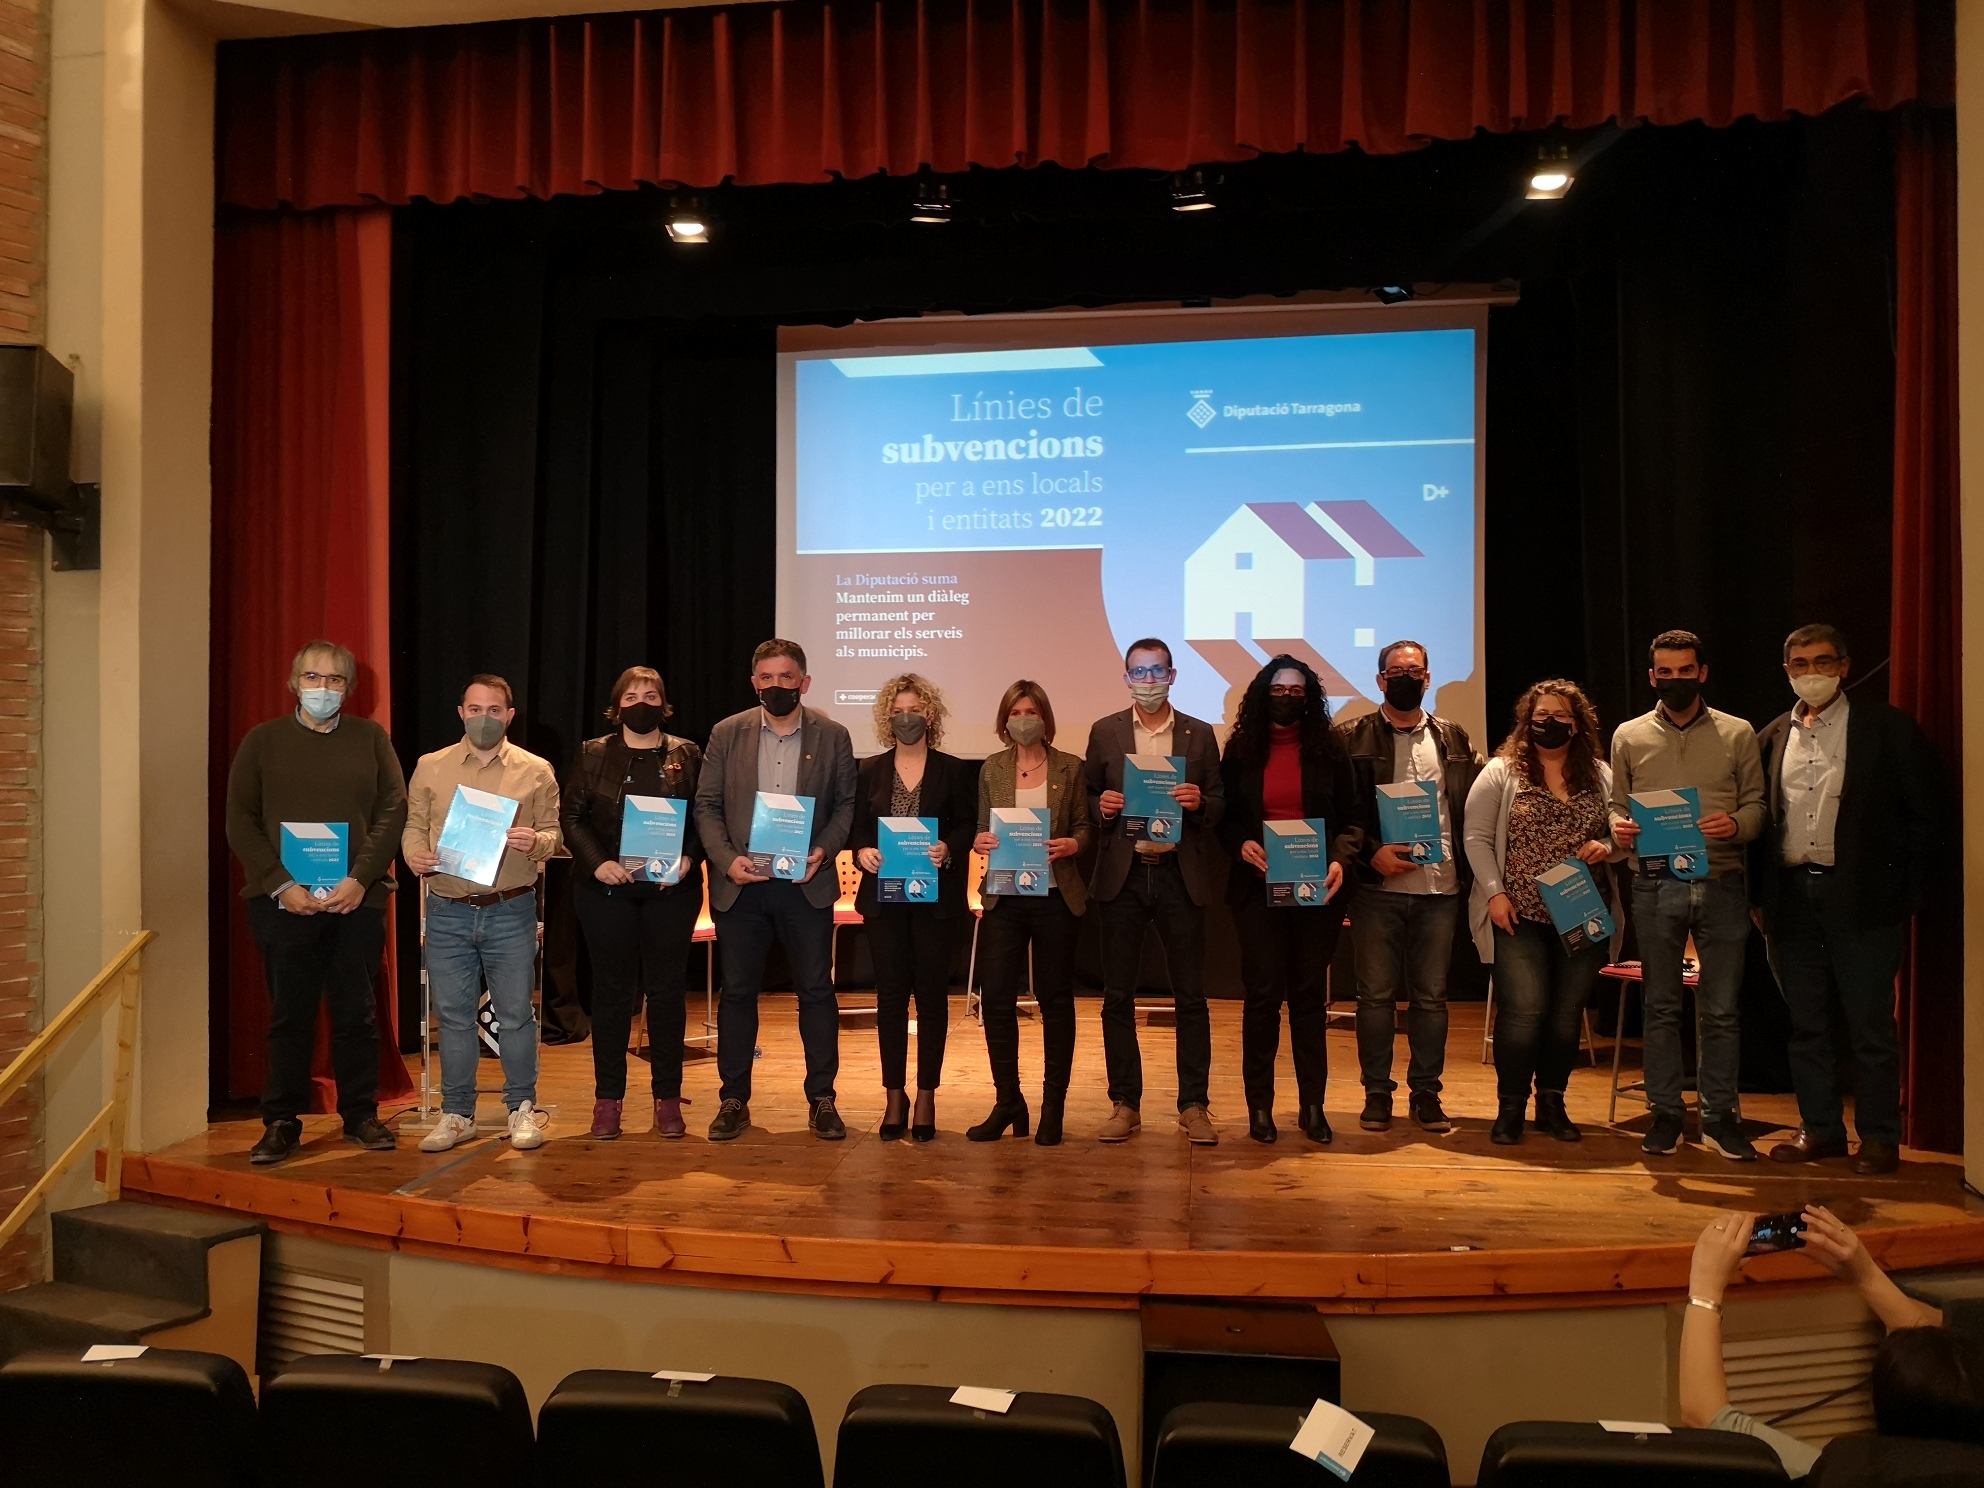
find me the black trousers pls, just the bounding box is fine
[1098,854,1211,1111]
[1232,892,1345,1112]
[713,880,837,1104]
[573,879,702,1101]
[248,897,386,1127]
[978,891,1079,1100]
[1772,867,1905,1146]
[866,904,954,1090]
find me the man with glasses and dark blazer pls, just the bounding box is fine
[1083,637,1226,1145]
[1755,624,1943,1176]
[695,639,858,1143]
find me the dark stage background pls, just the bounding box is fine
[386,107,1898,1062]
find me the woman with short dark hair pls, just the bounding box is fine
[560,666,704,1140]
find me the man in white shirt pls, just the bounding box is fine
[1754,624,1943,1176]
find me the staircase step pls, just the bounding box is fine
[0,1280,207,1362]
[53,1201,264,1309]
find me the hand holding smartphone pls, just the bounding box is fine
[1746,1211,1809,1255]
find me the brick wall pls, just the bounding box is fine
[0,0,44,1289]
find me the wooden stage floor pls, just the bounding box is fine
[128,998,1984,1312]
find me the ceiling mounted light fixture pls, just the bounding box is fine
[666,195,710,243]
[1526,145,1575,200]
[911,181,955,224]
[1170,169,1215,212]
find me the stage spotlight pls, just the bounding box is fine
[911,182,955,225]
[666,196,709,243]
[1526,146,1575,200]
[1170,170,1215,212]
[1373,285,1415,305]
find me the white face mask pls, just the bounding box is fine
[1791,673,1839,708]
[1128,682,1171,711]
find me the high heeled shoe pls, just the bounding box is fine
[879,1088,909,1142]
[966,1095,1030,1141]
[911,1089,938,1143]
[1034,1087,1065,1147]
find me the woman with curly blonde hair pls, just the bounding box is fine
[1462,679,1622,1145]
[850,673,976,1140]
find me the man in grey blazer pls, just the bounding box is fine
[694,639,858,1141]
[1083,637,1226,1145]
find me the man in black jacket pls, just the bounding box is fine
[1755,624,1942,1176]
[1334,640,1482,1134]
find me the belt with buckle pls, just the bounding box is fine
[441,883,536,908]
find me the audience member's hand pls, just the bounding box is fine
[855,848,882,873]
[1800,1205,1873,1282]
[1689,1213,1755,1303]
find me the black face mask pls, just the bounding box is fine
[1528,717,1575,751]
[758,685,802,718]
[1654,678,1702,713]
[619,701,664,735]
[1267,695,1305,726]
[1383,676,1426,713]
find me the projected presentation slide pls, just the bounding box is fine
[778,312,1483,758]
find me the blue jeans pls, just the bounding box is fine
[1630,871,1750,1119]
[1492,920,1605,1103]
[426,892,540,1118]
[1351,888,1460,1094]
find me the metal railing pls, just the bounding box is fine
[0,931,156,1250]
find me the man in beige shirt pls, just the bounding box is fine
[402,674,561,1152]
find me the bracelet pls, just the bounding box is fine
[1688,1295,1723,1315]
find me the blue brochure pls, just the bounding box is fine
[878,816,940,904]
[1263,818,1330,907]
[1122,754,1186,843]
[620,794,688,884]
[1535,859,1616,952]
[986,806,1050,896]
[433,784,519,888]
[1375,780,1444,865]
[1628,787,1710,880]
[280,821,349,899]
[748,791,816,881]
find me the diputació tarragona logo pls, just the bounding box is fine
[1187,390,1216,428]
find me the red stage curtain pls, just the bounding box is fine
[210,206,415,1110]
[1890,106,1961,1153]
[216,0,1954,209]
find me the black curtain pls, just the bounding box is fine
[389,107,1897,1044]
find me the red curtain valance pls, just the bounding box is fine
[217,0,1953,209]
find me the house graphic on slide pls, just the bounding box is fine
[1183,501,1423,701]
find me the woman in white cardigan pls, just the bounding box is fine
[1464,680,1622,1145]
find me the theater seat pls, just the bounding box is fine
[1808,1431,1984,1486]
[536,1369,824,1488]
[257,1353,533,1488]
[0,1345,257,1488]
[1476,1421,1789,1487]
[833,1383,1127,1488]
[1150,1401,1450,1487]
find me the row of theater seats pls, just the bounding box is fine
[1,1345,1800,1487]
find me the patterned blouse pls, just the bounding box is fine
[1504,779,1609,924]
[891,771,921,818]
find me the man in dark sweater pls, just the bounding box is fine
[225,640,408,1164]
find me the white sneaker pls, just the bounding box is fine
[418,1112,476,1153]
[508,1101,548,1150]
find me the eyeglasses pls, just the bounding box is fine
[1380,667,1428,682]
[1785,656,1844,676]
[1267,686,1306,699]
[1126,665,1176,683]
[300,672,349,689]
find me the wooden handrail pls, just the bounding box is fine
[0,931,155,1249]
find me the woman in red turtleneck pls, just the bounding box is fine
[1217,656,1369,1144]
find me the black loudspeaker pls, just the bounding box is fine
[0,344,72,508]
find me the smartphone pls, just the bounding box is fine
[1746,1211,1809,1255]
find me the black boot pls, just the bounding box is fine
[1534,1089,1582,1142]
[1300,1105,1334,1145]
[1247,1109,1278,1144]
[968,1094,1030,1142]
[1491,1100,1525,1145]
[1034,1087,1066,1147]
